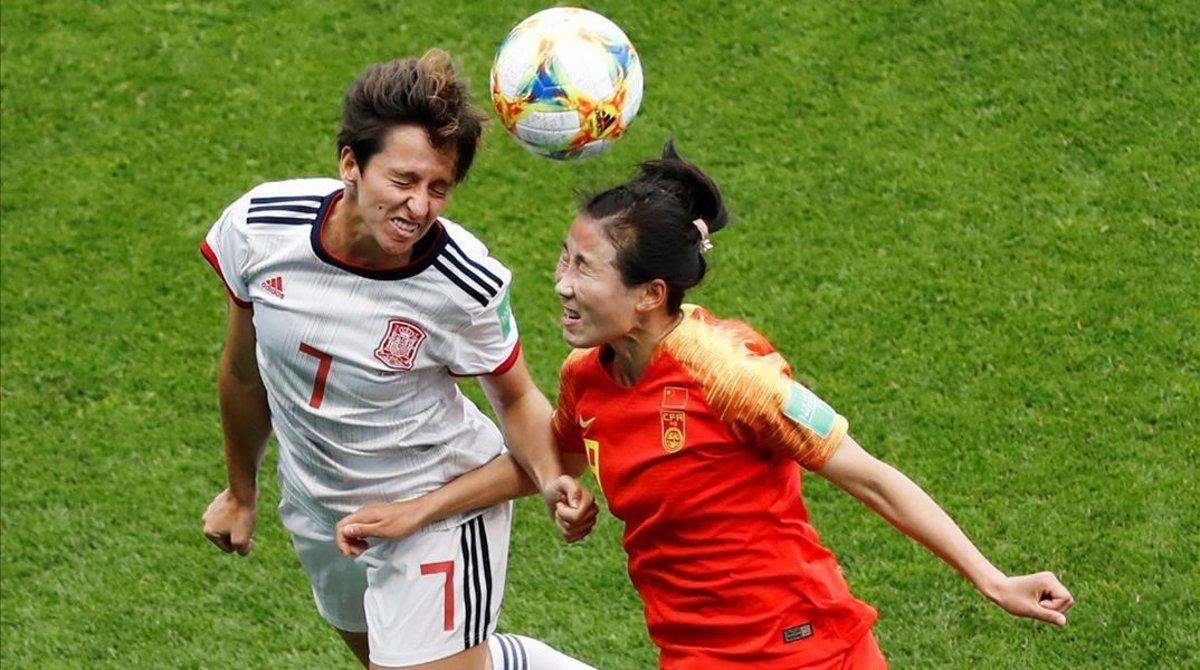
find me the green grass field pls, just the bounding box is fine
[2,1,1197,667]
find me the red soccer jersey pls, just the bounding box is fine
[552,305,878,669]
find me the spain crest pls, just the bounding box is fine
[374,318,426,371]
[660,410,686,453]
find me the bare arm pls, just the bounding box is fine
[400,453,538,528]
[815,434,1075,626]
[333,354,596,555]
[393,450,592,524]
[218,301,272,499]
[480,355,598,539]
[201,299,272,555]
[334,450,594,555]
[400,352,593,523]
[479,351,562,490]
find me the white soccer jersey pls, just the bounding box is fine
[202,178,520,530]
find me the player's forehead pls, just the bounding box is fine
[563,214,618,264]
[370,124,457,181]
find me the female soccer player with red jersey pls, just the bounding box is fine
[340,141,1075,668]
[545,141,1073,668]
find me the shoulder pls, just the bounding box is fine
[220,177,343,230]
[244,177,343,200]
[559,347,598,381]
[670,305,782,362]
[681,304,778,357]
[663,304,791,407]
[438,218,512,279]
[429,218,513,313]
[555,347,600,407]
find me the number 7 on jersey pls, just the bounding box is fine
[298,342,333,408]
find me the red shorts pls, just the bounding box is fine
[818,629,887,670]
[659,629,887,669]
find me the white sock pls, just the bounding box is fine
[488,633,595,670]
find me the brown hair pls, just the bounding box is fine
[337,50,485,181]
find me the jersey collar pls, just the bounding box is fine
[595,306,701,388]
[310,188,448,280]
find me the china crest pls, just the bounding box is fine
[661,410,686,453]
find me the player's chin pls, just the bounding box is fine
[560,327,585,348]
[379,233,416,256]
[560,323,597,349]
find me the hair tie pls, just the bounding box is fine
[692,218,714,253]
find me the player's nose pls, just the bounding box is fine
[554,273,572,298]
[405,189,431,220]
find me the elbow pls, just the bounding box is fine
[562,452,589,478]
[847,461,894,513]
[854,478,887,512]
[220,352,263,388]
[219,362,267,399]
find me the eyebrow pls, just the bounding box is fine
[561,243,591,266]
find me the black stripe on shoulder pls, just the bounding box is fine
[248,203,321,214]
[433,259,490,307]
[439,247,499,297]
[246,216,315,225]
[249,195,325,204]
[445,236,503,288]
[443,242,501,295]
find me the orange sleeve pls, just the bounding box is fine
[551,353,586,454]
[669,307,848,469]
[735,369,849,470]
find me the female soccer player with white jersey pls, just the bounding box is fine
[199,51,594,670]
[349,141,1076,668]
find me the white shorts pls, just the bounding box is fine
[280,499,512,667]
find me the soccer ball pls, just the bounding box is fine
[490,7,643,160]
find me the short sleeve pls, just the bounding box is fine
[743,372,849,470]
[446,282,521,377]
[668,308,848,470]
[551,357,585,454]
[200,198,252,308]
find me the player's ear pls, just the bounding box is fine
[339,146,361,190]
[637,279,669,314]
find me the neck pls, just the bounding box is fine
[325,192,412,269]
[608,309,683,386]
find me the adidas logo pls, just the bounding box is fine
[261,276,284,299]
